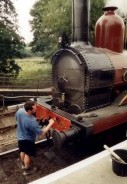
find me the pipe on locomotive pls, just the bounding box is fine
[124,17,127,49]
[52,126,81,149]
[72,0,90,44]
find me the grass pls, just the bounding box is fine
[16,57,51,78]
[15,57,52,88]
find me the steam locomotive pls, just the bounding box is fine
[36,0,127,148]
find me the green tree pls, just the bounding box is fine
[30,0,104,58]
[0,0,25,77]
[30,0,71,58]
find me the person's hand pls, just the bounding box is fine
[42,118,56,135]
[49,118,55,126]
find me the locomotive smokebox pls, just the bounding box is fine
[72,0,90,44]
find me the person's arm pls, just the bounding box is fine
[41,118,55,135]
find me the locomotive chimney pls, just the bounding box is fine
[72,0,90,44]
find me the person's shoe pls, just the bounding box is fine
[21,164,25,170]
[23,167,37,176]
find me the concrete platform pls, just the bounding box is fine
[29,140,127,184]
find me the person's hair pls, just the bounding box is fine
[24,101,35,112]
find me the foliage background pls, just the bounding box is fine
[0,0,25,77]
[30,0,105,58]
[0,0,111,79]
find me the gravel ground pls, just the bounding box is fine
[0,140,87,184]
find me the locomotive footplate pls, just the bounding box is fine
[36,96,127,148]
[36,96,93,148]
[36,97,93,131]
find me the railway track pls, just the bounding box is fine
[0,104,24,152]
[0,112,17,152]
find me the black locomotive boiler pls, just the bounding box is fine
[36,0,127,148]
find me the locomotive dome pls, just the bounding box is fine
[95,6,125,53]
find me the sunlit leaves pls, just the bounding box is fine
[30,0,71,58]
[30,0,105,58]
